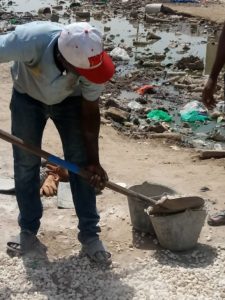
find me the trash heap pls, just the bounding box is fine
[1,0,225,149]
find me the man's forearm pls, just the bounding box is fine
[210,22,225,80]
[81,99,101,165]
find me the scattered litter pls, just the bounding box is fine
[147,110,172,122]
[180,101,209,122]
[110,47,130,61]
[128,101,142,110]
[216,101,225,113]
[136,85,157,95]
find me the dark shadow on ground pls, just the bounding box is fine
[132,228,158,250]
[153,243,218,268]
[7,239,135,299]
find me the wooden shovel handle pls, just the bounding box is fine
[0,129,156,205]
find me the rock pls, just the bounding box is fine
[93,14,103,21]
[105,107,130,123]
[130,10,138,18]
[110,47,130,61]
[76,11,91,18]
[208,129,225,142]
[104,100,120,110]
[142,61,162,68]
[146,32,161,40]
[210,111,221,119]
[38,7,51,15]
[104,26,111,32]
[127,101,142,111]
[52,5,63,10]
[147,123,169,133]
[200,186,210,192]
[176,55,204,71]
[145,14,168,24]
[149,53,166,60]
[51,14,59,22]
[70,0,81,8]
[133,40,150,46]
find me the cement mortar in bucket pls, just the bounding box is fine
[149,208,207,251]
[127,182,177,234]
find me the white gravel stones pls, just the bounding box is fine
[0,246,225,299]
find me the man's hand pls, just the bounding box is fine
[85,163,108,190]
[45,164,69,182]
[202,78,217,110]
[40,174,59,197]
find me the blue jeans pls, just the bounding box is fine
[10,89,100,243]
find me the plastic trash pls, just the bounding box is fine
[147,110,172,122]
[128,101,142,110]
[216,101,225,113]
[145,4,162,14]
[10,19,18,24]
[181,111,209,122]
[180,101,209,122]
[136,85,156,96]
[214,143,223,151]
[110,47,130,61]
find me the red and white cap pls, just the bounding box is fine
[58,22,115,84]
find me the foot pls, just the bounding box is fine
[81,238,112,266]
[7,230,38,255]
[207,210,225,226]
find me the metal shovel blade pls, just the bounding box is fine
[149,195,205,214]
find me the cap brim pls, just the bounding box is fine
[75,51,115,84]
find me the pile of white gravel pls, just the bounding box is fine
[0,245,224,300]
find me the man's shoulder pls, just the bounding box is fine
[15,21,64,39]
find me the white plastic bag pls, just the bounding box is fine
[180,100,208,115]
[110,47,130,61]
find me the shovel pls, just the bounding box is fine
[0,129,204,214]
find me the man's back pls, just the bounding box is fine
[0,21,103,104]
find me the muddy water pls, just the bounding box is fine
[6,0,57,12]
[5,1,207,67]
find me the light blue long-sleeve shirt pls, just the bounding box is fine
[0,21,104,104]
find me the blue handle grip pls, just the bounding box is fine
[48,155,80,174]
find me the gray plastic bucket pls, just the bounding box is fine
[127,182,176,234]
[149,209,206,251]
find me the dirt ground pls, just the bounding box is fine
[1,3,225,265]
[0,66,224,265]
[167,1,225,23]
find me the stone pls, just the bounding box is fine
[105,107,130,123]
[57,182,74,209]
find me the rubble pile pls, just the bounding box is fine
[1,0,225,149]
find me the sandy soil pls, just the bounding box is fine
[1,5,225,299]
[167,1,225,23]
[0,51,225,266]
